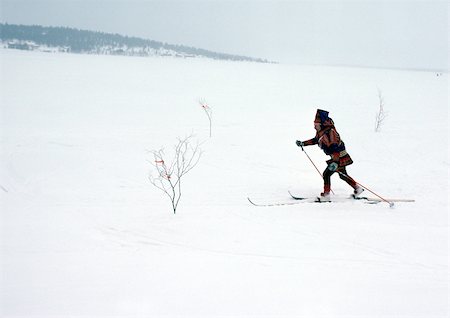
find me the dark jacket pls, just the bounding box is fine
[303,109,353,167]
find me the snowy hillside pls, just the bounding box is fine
[1,48,448,317]
[0,23,271,63]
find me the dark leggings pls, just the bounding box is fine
[323,166,357,189]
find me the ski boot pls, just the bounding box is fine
[352,185,364,198]
[317,191,331,202]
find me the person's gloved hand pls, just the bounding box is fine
[296,140,304,147]
[327,162,338,171]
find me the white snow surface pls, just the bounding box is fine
[1,49,448,317]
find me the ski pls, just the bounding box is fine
[247,197,356,207]
[247,197,314,207]
[247,192,414,207]
[248,196,384,207]
[288,191,309,200]
[288,191,378,203]
[288,191,415,204]
[247,196,354,207]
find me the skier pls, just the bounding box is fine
[296,109,363,201]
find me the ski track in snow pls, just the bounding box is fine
[99,223,445,273]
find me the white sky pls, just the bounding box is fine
[1,0,448,70]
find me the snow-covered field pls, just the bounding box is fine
[1,49,448,317]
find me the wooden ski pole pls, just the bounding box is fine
[299,144,335,195]
[337,171,394,207]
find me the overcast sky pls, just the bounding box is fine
[1,0,448,70]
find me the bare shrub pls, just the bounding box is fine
[375,88,388,132]
[199,99,212,137]
[149,135,202,214]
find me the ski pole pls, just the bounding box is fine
[337,171,394,207]
[299,144,335,195]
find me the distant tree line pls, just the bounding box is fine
[0,23,271,63]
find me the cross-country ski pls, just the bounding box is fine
[247,192,415,207]
[288,191,415,204]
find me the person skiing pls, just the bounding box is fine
[296,109,363,201]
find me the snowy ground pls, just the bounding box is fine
[1,49,448,317]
